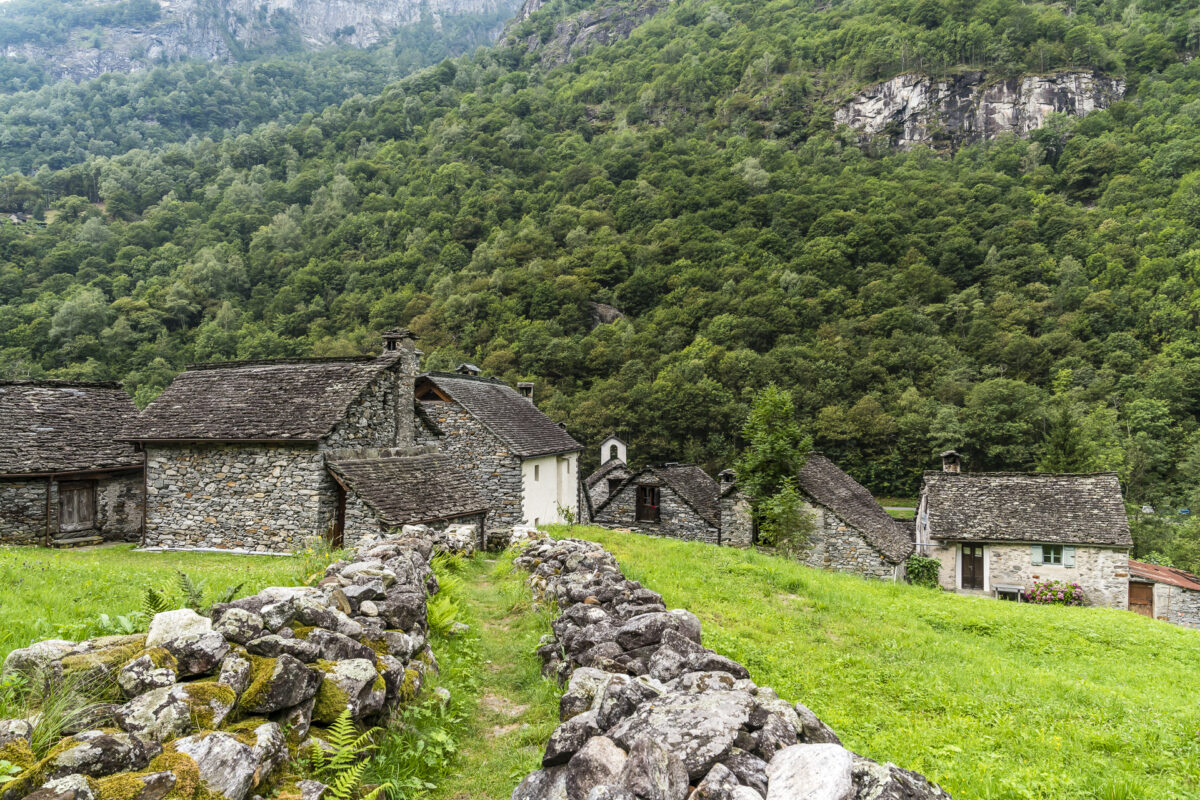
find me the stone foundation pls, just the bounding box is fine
[931,541,1129,608]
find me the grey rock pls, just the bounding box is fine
[720,751,768,796]
[585,788,635,800]
[214,609,266,645]
[174,732,257,800]
[686,764,739,800]
[238,653,321,714]
[764,744,853,800]
[118,654,178,699]
[383,631,417,660]
[513,766,568,800]
[22,774,95,800]
[607,691,754,780]
[543,711,600,767]
[617,737,688,800]
[304,629,376,663]
[146,610,211,648]
[850,756,954,800]
[0,718,33,747]
[595,676,664,730]
[559,667,610,721]
[565,737,627,800]
[294,599,362,640]
[260,600,298,632]
[377,592,427,630]
[113,772,176,800]
[646,646,687,683]
[1,640,73,682]
[114,686,195,741]
[793,702,842,746]
[270,697,315,740]
[218,651,253,697]
[298,780,328,800]
[682,653,748,681]
[672,672,736,694]
[46,730,158,779]
[163,632,230,678]
[251,723,289,786]
[245,635,320,662]
[312,659,385,724]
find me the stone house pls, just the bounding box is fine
[127,331,482,552]
[1128,560,1200,629]
[591,462,730,544]
[914,454,1133,608]
[792,454,913,580]
[414,370,582,529]
[583,435,632,516]
[0,381,143,547]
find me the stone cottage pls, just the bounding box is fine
[792,454,913,580]
[1128,560,1200,629]
[591,462,731,544]
[0,381,143,547]
[914,454,1133,607]
[583,435,633,515]
[414,370,582,529]
[126,331,482,552]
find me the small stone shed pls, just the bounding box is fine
[0,381,143,546]
[1128,559,1200,629]
[325,449,489,542]
[415,370,582,529]
[793,454,912,580]
[127,332,439,552]
[914,463,1133,607]
[592,463,724,543]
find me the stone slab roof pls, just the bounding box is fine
[420,373,581,457]
[127,356,400,442]
[0,381,142,474]
[1129,559,1200,592]
[921,471,1132,547]
[653,464,721,527]
[585,458,631,489]
[797,454,913,563]
[327,453,489,526]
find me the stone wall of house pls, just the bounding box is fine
[0,479,49,544]
[932,541,1129,608]
[144,444,336,552]
[593,480,719,543]
[797,503,899,580]
[0,473,142,545]
[585,464,631,515]
[342,487,383,546]
[1151,582,1200,628]
[324,353,418,450]
[719,489,755,547]
[415,401,523,529]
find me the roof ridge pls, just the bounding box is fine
[0,380,124,389]
[923,470,1121,478]
[421,371,508,385]
[186,356,377,370]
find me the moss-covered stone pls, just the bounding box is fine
[94,770,177,800]
[398,668,421,703]
[178,683,236,730]
[0,736,80,800]
[361,638,388,656]
[140,648,178,671]
[311,679,350,726]
[288,625,317,640]
[146,747,223,800]
[233,655,276,713]
[61,643,143,679]
[0,740,34,770]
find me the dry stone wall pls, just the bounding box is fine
[0,528,467,800]
[512,537,952,800]
[0,481,51,545]
[0,475,142,546]
[144,444,336,552]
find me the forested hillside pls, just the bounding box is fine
[5,0,1200,555]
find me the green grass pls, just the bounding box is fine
[885,507,916,520]
[399,552,561,800]
[0,544,301,659]
[555,526,1200,800]
[874,497,918,508]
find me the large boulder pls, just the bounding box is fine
[145,610,211,649]
[764,744,854,800]
[615,612,701,651]
[543,711,600,767]
[214,609,266,646]
[46,731,158,779]
[617,737,688,800]
[173,732,257,800]
[162,633,229,678]
[237,654,321,715]
[607,691,755,780]
[312,659,386,724]
[21,775,95,800]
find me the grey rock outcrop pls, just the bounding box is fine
[834,70,1126,149]
[506,0,666,67]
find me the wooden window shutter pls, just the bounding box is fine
[1063,546,1076,567]
[1031,545,1043,565]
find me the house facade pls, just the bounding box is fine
[0,381,143,547]
[1128,560,1200,629]
[591,462,743,544]
[583,435,633,515]
[127,331,484,552]
[914,454,1133,608]
[414,370,582,530]
[793,454,912,580]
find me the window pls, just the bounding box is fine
[1032,545,1074,567]
[607,478,623,496]
[995,586,1023,602]
[1043,545,1063,565]
[534,464,539,481]
[635,485,660,522]
[58,481,96,533]
[609,444,619,462]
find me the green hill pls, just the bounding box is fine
[6,0,1200,547]
[561,527,1200,800]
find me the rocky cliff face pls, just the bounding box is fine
[3,0,517,82]
[834,70,1126,148]
[507,0,667,67]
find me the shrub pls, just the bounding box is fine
[757,481,813,556]
[905,554,941,588]
[1024,579,1085,606]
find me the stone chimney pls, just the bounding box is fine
[380,329,419,447]
[381,328,417,352]
[517,381,535,404]
[718,469,737,486]
[940,450,963,473]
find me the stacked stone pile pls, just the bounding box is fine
[511,538,953,800]
[0,526,470,800]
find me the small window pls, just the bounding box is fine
[1043,545,1063,565]
[534,464,539,481]
[636,485,661,523]
[609,444,619,462]
[607,478,623,496]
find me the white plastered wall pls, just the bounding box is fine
[521,452,580,526]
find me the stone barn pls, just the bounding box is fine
[127,331,482,552]
[591,463,724,543]
[791,454,912,580]
[914,454,1133,607]
[414,369,582,529]
[0,381,143,547]
[1128,560,1200,628]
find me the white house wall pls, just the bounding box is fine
[521,453,579,526]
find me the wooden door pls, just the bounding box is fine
[330,484,346,548]
[961,544,985,590]
[635,486,660,522]
[58,482,95,533]
[1129,582,1154,617]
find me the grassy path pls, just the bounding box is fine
[425,555,560,800]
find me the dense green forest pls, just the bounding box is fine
[5,0,1200,560]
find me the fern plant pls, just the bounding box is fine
[176,571,205,612]
[307,710,392,800]
[141,586,170,616]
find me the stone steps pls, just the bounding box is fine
[51,535,105,548]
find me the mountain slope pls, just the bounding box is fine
[3,0,1200,541]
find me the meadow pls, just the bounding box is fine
[557,527,1200,800]
[0,544,302,660]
